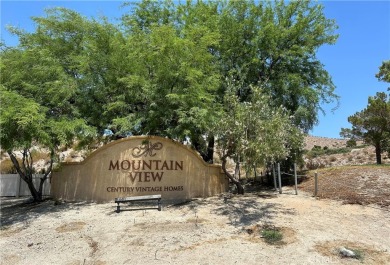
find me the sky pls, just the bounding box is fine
[1,0,389,139]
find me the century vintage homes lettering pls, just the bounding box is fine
[108,159,184,184]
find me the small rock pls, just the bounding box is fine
[339,247,356,258]
[27,243,33,247]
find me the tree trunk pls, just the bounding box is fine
[7,149,52,202]
[205,135,215,164]
[222,155,244,194]
[192,135,215,164]
[234,160,240,180]
[375,142,382,165]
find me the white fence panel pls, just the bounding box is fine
[0,174,51,197]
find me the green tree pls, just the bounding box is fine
[209,0,339,131]
[0,43,94,201]
[14,8,129,135]
[376,60,390,84]
[112,24,220,144]
[123,0,338,165]
[2,0,339,199]
[214,79,303,194]
[341,92,390,164]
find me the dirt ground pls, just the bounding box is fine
[1,186,390,265]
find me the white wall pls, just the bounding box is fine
[0,174,51,197]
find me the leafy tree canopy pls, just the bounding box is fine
[340,92,390,164]
[1,0,339,198]
[214,78,304,193]
[376,60,390,89]
[0,41,95,201]
[123,0,339,132]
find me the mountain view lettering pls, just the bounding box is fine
[108,159,183,183]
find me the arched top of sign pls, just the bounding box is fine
[60,136,220,168]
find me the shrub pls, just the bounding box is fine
[0,159,19,174]
[261,226,283,245]
[346,139,357,147]
[31,150,50,161]
[305,160,326,170]
[305,146,362,159]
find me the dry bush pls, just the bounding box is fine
[305,160,326,170]
[31,150,50,161]
[0,149,49,174]
[64,156,74,163]
[0,159,19,174]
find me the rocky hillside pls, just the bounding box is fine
[304,135,349,150]
[303,135,389,169]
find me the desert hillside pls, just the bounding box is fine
[304,135,349,150]
[303,135,389,168]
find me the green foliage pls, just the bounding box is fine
[261,227,283,245]
[305,146,365,159]
[346,139,357,147]
[1,11,96,201]
[112,23,220,141]
[0,87,46,150]
[214,80,304,170]
[312,145,322,150]
[341,92,390,164]
[351,249,364,261]
[120,0,338,161]
[214,0,339,132]
[1,1,340,197]
[376,60,390,85]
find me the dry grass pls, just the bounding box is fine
[0,159,19,174]
[31,150,50,161]
[299,166,390,208]
[55,222,86,233]
[0,150,49,174]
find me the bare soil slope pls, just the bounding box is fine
[300,166,390,208]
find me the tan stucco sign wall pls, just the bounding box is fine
[51,136,228,203]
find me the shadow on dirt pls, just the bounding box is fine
[170,184,296,227]
[0,197,90,228]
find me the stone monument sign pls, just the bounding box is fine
[51,136,228,203]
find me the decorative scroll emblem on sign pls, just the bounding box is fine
[132,141,163,157]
